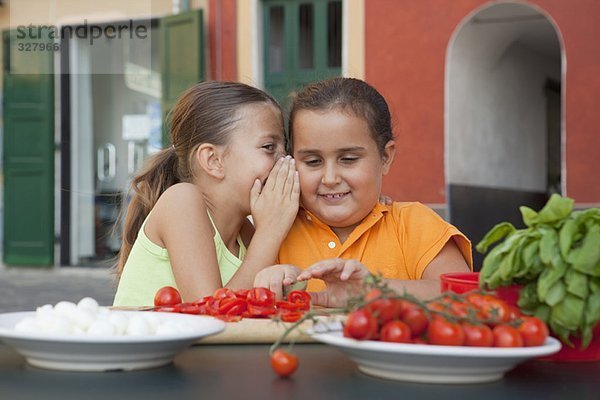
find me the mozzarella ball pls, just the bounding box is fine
[53,301,78,318]
[87,319,116,336]
[126,315,152,336]
[77,297,100,315]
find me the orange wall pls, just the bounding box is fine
[365,0,600,204]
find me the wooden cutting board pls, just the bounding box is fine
[112,306,342,344]
[198,318,315,344]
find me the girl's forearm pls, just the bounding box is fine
[385,279,443,301]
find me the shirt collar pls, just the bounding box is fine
[299,203,389,227]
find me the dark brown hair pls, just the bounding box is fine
[115,81,282,278]
[288,77,393,154]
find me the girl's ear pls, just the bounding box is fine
[381,140,396,175]
[195,144,225,179]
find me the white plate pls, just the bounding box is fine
[0,311,225,372]
[310,329,561,384]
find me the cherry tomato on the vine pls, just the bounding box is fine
[401,303,429,337]
[518,316,549,346]
[344,309,378,340]
[493,324,524,347]
[427,317,465,346]
[380,320,412,343]
[480,296,512,325]
[461,322,494,347]
[366,298,404,325]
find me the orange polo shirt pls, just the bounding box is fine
[278,202,473,291]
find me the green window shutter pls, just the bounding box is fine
[264,0,342,106]
[2,29,55,266]
[160,9,205,145]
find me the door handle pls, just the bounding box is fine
[127,141,144,175]
[97,143,116,182]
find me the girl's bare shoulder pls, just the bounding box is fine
[160,183,204,203]
[152,183,207,217]
[143,184,210,246]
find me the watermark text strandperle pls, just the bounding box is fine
[16,19,148,46]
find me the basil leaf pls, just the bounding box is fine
[570,225,600,276]
[559,218,576,258]
[538,193,574,223]
[539,227,559,265]
[545,280,566,306]
[549,321,573,346]
[476,222,515,254]
[517,282,540,311]
[551,294,585,331]
[532,303,551,322]
[565,269,588,299]
[537,262,567,301]
[520,206,539,227]
[521,239,539,268]
[479,245,504,284]
[582,290,600,348]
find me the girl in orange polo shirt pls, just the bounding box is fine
[254,77,472,306]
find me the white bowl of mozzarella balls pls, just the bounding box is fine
[14,297,197,337]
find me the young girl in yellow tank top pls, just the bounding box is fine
[113,81,299,306]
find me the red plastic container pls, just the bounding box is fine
[440,272,520,305]
[440,272,600,362]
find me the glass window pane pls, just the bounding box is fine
[299,4,314,69]
[269,6,284,73]
[327,1,342,68]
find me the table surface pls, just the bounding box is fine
[1,342,599,400]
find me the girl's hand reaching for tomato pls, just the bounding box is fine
[297,258,370,308]
[253,264,302,300]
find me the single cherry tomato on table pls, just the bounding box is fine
[154,286,182,307]
[271,349,298,378]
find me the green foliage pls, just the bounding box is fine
[477,194,600,348]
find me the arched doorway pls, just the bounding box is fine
[446,2,563,269]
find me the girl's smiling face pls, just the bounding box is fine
[292,108,395,240]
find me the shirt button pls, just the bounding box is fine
[328,241,336,249]
[306,215,312,221]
